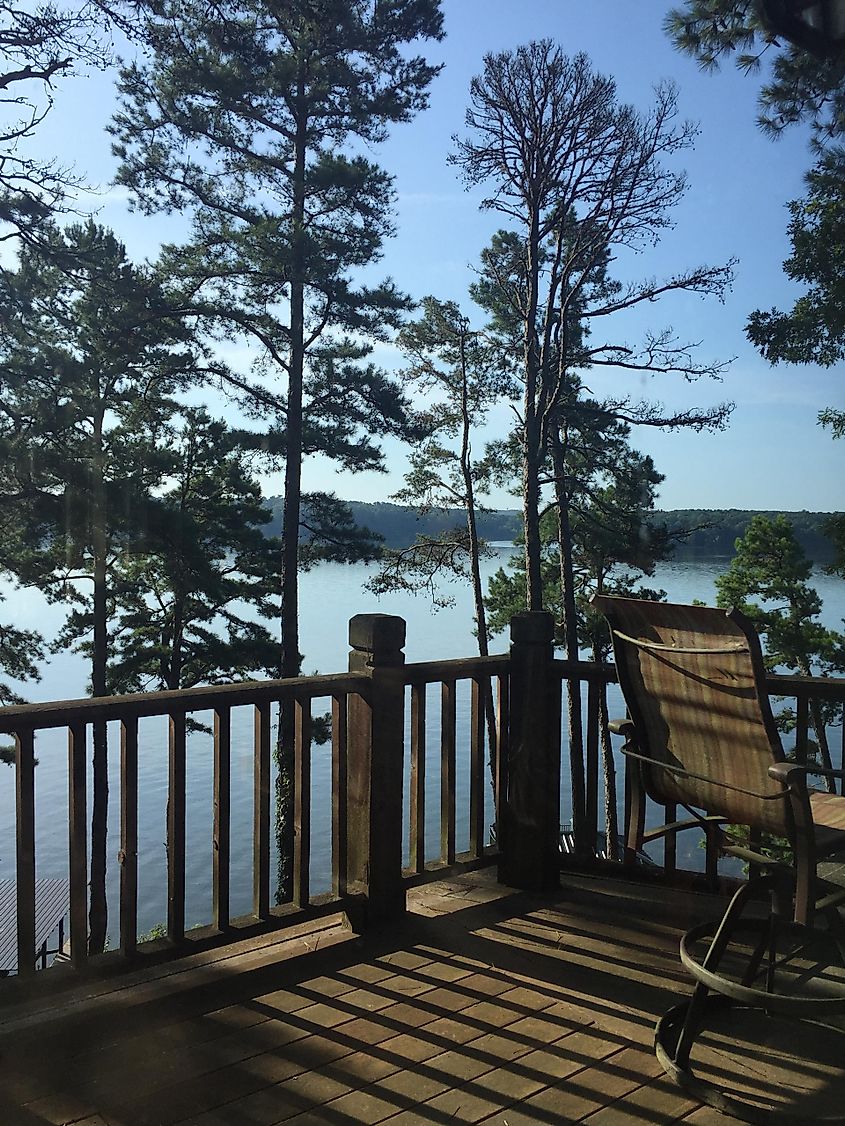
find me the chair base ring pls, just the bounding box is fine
[656,994,845,1125]
[681,916,845,1017]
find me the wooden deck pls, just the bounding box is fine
[0,868,842,1125]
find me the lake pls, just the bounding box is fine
[1,550,843,942]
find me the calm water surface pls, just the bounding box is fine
[1,552,842,940]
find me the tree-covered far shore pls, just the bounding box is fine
[263,497,844,564]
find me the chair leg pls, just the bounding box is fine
[671,981,710,1070]
[665,876,779,1071]
[624,759,645,870]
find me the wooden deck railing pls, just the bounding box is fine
[1,609,843,989]
[1,671,372,981]
[401,654,508,874]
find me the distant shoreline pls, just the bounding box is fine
[263,498,842,564]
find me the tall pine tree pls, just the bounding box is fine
[112,0,444,682]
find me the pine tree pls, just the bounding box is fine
[0,220,199,953]
[746,149,845,369]
[108,408,282,694]
[665,1,845,145]
[112,0,444,682]
[716,514,845,782]
[368,297,516,639]
[469,202,730,852]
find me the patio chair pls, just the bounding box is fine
[592,595,845,1124]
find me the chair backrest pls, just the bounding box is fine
[592,595,791,837]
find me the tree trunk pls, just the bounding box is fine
[89,410,109,956]
[275,58,307,904]
[809,698,835,791]
[458,331,497,788]
[550,430,586,855]
[798,658,836,792]
[522,209,543,611]
[167,598,184,691]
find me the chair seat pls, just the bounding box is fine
[811,791,845,858]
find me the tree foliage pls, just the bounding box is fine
[665,1,845,145]
[667,4,845,430]
[746,148,845,366]
[716,513,844,778]
[0,610,45,765]
[109,408,282,694]
[367,297,515,626]
[716,514,841,671]
[0,0,153,242]
[485,437,671,641]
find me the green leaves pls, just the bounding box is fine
[715,514,843,674]
[108,408,282,692]
[747,149,845,367]
[665,1,845,144]
[715,513,844,770]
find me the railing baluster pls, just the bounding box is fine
[16,729,36,977]
[293,697,312,909]
[586,679,600,857]
[469,678,485,858]
[213,706,231,931]
[705,821,719,889]
[67,723,88,967]
[253,701,271,919]
[409,684,426,874]
[495,673,509,849]
[441,680,456,865]
[167,712,186,943]
[331,693,348,898]
[841,703,844,796]
[664,802,677,875]
[119,718,138,958]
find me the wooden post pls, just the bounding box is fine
[498,611,560,891]
[346,614,407,925]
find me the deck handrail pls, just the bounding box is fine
[766,671,845,702]
[0,671,370,733]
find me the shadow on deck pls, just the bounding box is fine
[0,869,841,1125]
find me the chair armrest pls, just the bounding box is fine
[769,762,845,787]
[768,762,805,788]
[608,718,635,739]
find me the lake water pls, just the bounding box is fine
[1,551,843,942]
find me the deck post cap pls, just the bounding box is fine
[348,614,406,654]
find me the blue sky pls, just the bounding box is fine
[22,0,845,512]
